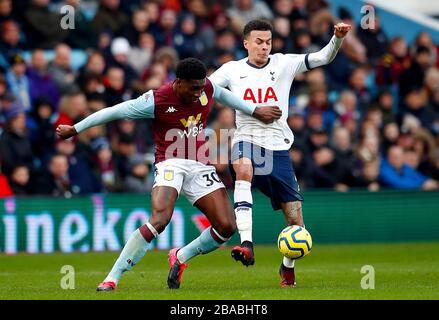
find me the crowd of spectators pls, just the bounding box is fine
[1,0,439,197]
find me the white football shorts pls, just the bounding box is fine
[153,158,225,205]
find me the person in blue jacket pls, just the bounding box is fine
[379,144,438,190]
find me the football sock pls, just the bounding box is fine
[283,256,296,269]
[234,180,253,243]
[104,223,158,284]
[177,227,229,264]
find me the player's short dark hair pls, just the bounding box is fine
[243,19,273,39]
[176,58,207,80]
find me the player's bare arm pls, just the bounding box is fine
[252,106,282,124]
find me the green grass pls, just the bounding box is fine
[1,242,439,300]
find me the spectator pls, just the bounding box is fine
[90,136,119,192]
[6,54,31,112]
[55,138,101,194]
[0,20,25,71]
[124,153,153,193]
[173,13,205,60]
[0,0,13,24]
[399,88,435,129]
[92,0,129,36]
[23,0,67,49]
[154,9,178,48]
[0,102,34,175]
[379,145,438,190]
[412,31,439,68]
[8,165,31,195]
[108,37,138,89]
[353,159,381,191]
[398,46,432,99]
[27,49,60,108]
[356,15,388,66]
[122,8,151,46]
[103,66,127,107]
[128,32,155,76]
[64,0,98,49]
[349,66,372,110]
[375,36,411,86]
[227,0,273,34]
[27,97,56,162]
[331,126,357,186]
[308,146,348,191]
[48,43,78,94]
[54,91,89,128]
[37,154,73,197]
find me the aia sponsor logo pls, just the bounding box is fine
[243,87,278,104]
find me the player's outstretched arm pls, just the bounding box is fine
[212,82,282,124]
[306,22,351,68]
[56,92,155,140]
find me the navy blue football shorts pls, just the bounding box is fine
[230,141,303,211]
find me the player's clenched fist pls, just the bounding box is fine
[253,106,282,124]
[334,22,351,38]
[56,125,77,140]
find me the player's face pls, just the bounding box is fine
[175,78,206,104]
[244,30,272,66]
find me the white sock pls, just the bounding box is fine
[177,227,229,263]
[283,256,295,268]
[234,180,253,243]
[104,229,150,284]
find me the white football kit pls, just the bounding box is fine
[210,35,343,151]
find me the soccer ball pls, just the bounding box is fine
[277,225,312,259]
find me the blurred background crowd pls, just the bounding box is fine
[0,0,439,197]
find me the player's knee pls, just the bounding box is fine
[216,219,236,239]
[150,208,173,233]
[235,166,253,181]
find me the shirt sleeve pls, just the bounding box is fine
[285,35,344,75]
[74,91,155,133]
[209,63,231,88]
[211,81,256,115]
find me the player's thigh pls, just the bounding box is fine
[194,188,236,238]
[150,186,179,231]
[151,161,185,231]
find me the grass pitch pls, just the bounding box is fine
[1,242,438,300]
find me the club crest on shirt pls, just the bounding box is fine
[199,91,208,106]
[164,169,174,181]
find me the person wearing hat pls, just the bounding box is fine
[0,101,34,175]
[108,37,138,89]
[6,54,31,112]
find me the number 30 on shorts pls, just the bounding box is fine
[202,172,222,186]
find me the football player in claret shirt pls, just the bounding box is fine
[210,19,351,287]
[56,58,282,290]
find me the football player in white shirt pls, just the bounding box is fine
[210,19,351,287]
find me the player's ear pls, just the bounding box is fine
[243,39,249,50]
